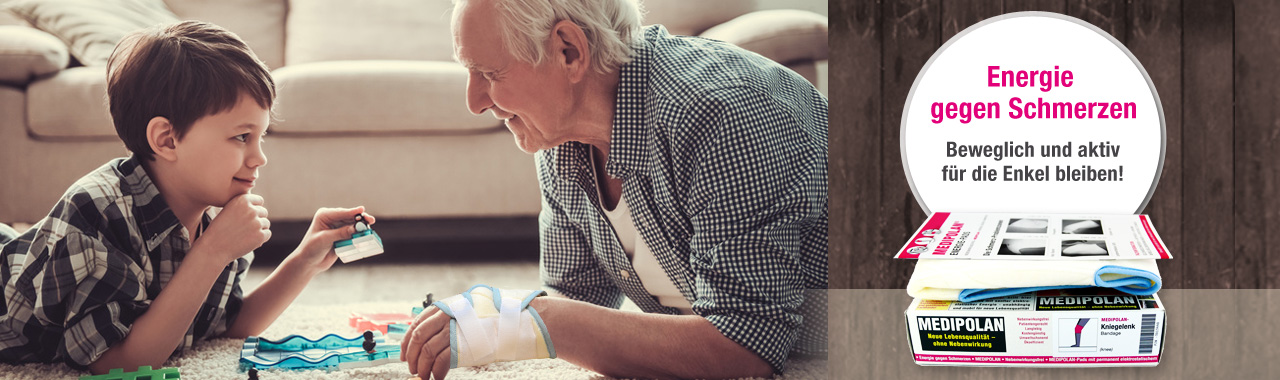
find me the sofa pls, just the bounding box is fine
[0,0,828,225]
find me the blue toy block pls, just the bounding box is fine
[386,323,410,341]
[240,331,401,371]
[80,366,180,380]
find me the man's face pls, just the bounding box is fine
[453,0,574,154]
[171,93,270,207]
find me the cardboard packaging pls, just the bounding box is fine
[905,288,1165,366]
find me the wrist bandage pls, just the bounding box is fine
[433,285,555,368]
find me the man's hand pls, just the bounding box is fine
[401,304,452,379]
[289,206,376,274]
[193,193,270,265]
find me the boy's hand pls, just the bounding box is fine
[194,193,271,265]
[289,206,376,274]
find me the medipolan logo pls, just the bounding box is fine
[1038,296,1137,306]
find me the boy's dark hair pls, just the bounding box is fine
[106,20,275,161]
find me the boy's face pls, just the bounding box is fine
[172,93,269,208]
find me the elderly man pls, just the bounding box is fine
[401,0,827,378]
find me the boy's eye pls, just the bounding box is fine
[234,133,250,142]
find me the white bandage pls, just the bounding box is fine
[434,285,555,368]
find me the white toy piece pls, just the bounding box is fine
[433,285,555,368]
[333,214,383,263]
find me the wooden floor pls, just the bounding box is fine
[831,289,1280,378]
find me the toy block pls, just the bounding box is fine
[349,311,414,335]
[333,214,384,263]
[386,323,410,341]
[80,366,180,380]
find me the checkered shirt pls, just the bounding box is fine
[536,25,828,372]
[0,157,251,368]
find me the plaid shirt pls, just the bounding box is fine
[0,157,251,368]
[537,25,828,372]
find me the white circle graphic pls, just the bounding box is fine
[901,12,1165,214]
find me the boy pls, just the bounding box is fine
[0,21,372,374]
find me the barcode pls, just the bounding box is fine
[1138,314,1157,354]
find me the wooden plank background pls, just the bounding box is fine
[830,0,1280,289]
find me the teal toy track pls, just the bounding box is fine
[240,332,401,371]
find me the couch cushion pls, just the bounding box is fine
[271,60,500,135]
[700,9,828,64]
[4,0,180,66]
[163,0,286,70]
[26,66,116,139]
[0,25,69,85]
[642,0,755,36]
[285,0,455,65]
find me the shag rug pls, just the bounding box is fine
[0,302,827,379]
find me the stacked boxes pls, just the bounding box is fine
[897,212,1170,366]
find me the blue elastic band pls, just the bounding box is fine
[958,265,1162,302]
[1094,265,1161,295]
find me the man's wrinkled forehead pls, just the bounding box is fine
[450,0,498,66]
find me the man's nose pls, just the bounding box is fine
[466,72,493,116]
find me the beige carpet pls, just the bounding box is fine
[0,301,826,379]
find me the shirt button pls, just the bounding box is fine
[620,270,630,279]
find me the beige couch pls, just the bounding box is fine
[0,0,828,224]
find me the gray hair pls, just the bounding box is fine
[454,0,644,74]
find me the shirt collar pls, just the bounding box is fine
[604,25,662,179]
[114,156,183,251]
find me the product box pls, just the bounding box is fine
[905,288,1165,367]
[896,212,1172,260]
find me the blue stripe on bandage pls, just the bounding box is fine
[449,319,459,369]
[433,301,455,318]
[434,301,461,369]
[527,308,556,359]
[520,290,546,309]
[464,284,503,310]
[958,265,1163,302]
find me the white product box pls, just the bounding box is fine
[905,288,1165,367]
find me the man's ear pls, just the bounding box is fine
[550,20,591,83]
[147,116,179,162]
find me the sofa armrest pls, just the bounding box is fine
[700,9,828,65]
[0,25,69,86]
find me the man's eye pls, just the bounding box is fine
[483,71,497,80]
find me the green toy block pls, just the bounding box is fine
[80,366,180,380]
